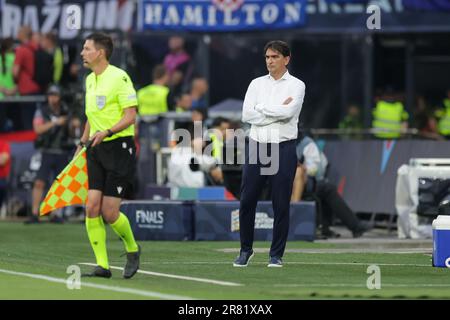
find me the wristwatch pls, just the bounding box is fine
[106,129,114,137]
[78,141,85,147]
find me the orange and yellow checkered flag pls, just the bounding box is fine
[39,147,89,216]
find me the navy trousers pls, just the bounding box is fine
[239,138,297,258]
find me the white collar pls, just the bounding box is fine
[268,70,290,81]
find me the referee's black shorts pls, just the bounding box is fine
[87,136,136,199]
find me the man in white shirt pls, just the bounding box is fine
[167,137,222,188]
[168,130,223,188]
[233,41,305,268]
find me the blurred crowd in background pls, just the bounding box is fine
[0,21,449,236]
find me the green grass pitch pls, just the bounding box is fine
[0,222,448,300]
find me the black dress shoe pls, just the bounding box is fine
[321,229,341,239]
[352,221,374,238]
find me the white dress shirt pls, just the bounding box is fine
[241,70,306,143]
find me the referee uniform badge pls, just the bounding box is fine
[96,95,106,109]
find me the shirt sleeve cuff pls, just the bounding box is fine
[120,102,138,109]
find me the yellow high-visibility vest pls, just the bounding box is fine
[372,101,408,139]
[208,132,223,161]
[137,84,169,116]
[437,99,450,136]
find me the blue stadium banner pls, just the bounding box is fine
[1,0,137,40]
[120,200,194,241]
[402,0,450,11]
[194,201,315,241]
[139,0,307,32]
[325,0,368,3]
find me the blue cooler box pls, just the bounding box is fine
[432,215,450,267]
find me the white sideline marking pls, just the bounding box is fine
[140,261,430,267]
[219,248,433,254]
[79,263,242,287]
[274,284,450,288]
[0,268,193,300]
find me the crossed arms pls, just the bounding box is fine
[241,80,305,126]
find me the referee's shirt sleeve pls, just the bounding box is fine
[118,73,138,109]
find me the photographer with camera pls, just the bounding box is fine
[167,128,223,188]
[291,131,373,238]
[25,85,80,224]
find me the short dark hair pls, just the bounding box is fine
[264,40,291,57]
[85,32,113,61]
[211,117,230,128]
[152,64,167,81]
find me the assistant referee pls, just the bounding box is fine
[76,32,140,279]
